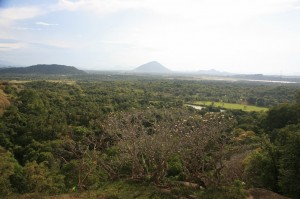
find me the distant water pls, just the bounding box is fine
[245,79,297,84]
[186,104,204,110]
[186,104,225,112]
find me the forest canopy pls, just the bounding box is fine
[0,76,299,198]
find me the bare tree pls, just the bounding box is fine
[173,112,234,187]
[104,108,235,186]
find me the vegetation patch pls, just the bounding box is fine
[0,76,299,198]
[0,88,10,115]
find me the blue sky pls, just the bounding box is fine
[0,0,300,74]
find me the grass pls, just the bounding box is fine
[82,180,174,199]
[6,179,248,199]
[7,180,175,199]
[192,101,268,112]
[8,80,32,84]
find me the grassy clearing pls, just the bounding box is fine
[8,80,32,84]
[193,101,268,112]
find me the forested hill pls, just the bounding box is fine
[0,64,86,75]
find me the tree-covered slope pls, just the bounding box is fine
[0,77,299,198]
[0,64,86,75]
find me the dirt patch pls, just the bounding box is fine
[246,188,291,199]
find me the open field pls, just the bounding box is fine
[192,101,268,112]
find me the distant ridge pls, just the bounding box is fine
[133,61,171,74]
[197,69,234,76]
[0,60,21,68]
[0,64,86,75]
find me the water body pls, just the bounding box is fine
[186,104,205,110]
[186,104,226,112]
[245,79,297,84]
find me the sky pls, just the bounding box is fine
[0,0,300,75]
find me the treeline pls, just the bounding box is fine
[0,79,299,198]
[1,75,300,107]
[244,94,300,198]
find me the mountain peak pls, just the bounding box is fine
[133,61,171,73]
[147,61,160,65]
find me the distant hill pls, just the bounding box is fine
[0,65,13,69]
[0,60,20,68]
[0,64,86,75]
[197,69,234,76]
[133,61,171,73]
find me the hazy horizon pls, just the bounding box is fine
[0,0,300,75]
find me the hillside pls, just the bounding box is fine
[133,61,171,73]
[0,64,86,75]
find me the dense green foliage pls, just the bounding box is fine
[0,75,299,198]
[244,96,300,198]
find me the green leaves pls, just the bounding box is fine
[278,129,300,198]
[0,147,21,196]
[24,161,65,194]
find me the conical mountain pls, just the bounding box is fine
[133,61,171,73]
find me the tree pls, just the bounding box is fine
[264,104,299,130]
[296,91,300,105]
[244,143,279,191]
[24,161,65,194]
[104,108,235,186]
[58,126,116,190]
[0,147,20,196]
[179,112,234,187]
[277,127,300,198]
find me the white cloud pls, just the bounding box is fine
[0,38,72,52]
[36,21,59,26]
[0,6,43,25]
[56,0,299,22]
[13,27,42,31]
[42,40,72,49]
[162,0,298,26]
[0,6,44,39]
[56,0,143,14]
[0,42,26,51]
